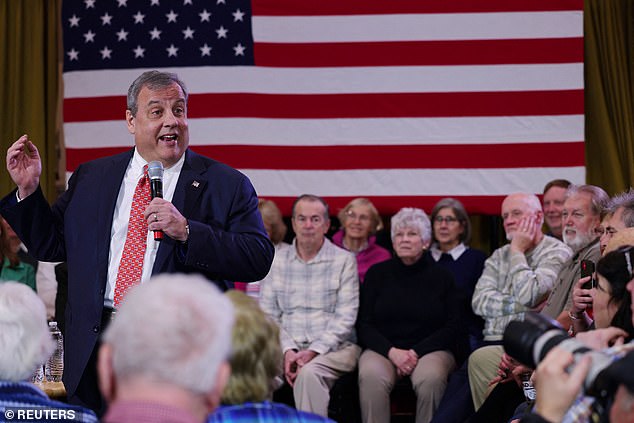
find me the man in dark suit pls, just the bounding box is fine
[0,70,274,414]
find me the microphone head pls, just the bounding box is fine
[147,161,164,181]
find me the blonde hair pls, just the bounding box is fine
[222,290,282,404]
[337,198,383,234]
[258,199,287,244]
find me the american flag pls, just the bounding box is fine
[62,0,585,215]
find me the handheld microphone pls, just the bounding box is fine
[147,161,164,241]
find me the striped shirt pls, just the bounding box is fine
[472,236,572,341]
[259,238,359,354]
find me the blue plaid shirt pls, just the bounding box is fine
[0,381,97,422]
[208,401,335,423]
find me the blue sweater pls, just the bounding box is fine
[431,247,487,352]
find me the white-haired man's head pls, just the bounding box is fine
[98,273,234,415]
[0,282,54,381]
[502,193,544,241]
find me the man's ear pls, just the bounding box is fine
[126,110,135,135]
[204,361,231,413]
[97,344,116,403]
[322,218,331,235]
[535,210,544,226]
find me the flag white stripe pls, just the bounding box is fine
[252,12,583,43]
[63,64,583,98]
[65,167,585,196]
[242,168,586,196]
[64,115,584,149]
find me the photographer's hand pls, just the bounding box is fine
[576,327,627,349]
[533,347,591,422]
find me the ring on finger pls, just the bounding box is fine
[154,213,159,222]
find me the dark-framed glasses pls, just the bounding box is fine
[434,216,458,224]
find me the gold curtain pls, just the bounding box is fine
[585,0,634,194]
[0,0,62,202]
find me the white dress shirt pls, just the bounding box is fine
[104,149,184,307]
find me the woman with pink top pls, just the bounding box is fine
[332,198,391,283]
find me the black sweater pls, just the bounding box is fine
[357,255,464,358]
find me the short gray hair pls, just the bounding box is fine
[127,71,188,116]
[608,188,634,227]
[0,282,54,381]
[391,207,432,245]
[103,274,234,394]
[565,184,609,216]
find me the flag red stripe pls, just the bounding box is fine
[65,143,584,171]
[252,0,583,16]
[254,39,583,67]
[63,90,584,122]
[260,195,510,216]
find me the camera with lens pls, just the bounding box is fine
[503,312,618,399]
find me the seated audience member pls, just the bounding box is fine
[473,236,633,423]
[429,197,487,352]
[0,218,35,291]
[237,199,290,298]
[468,193,572,410]
[541,179,571,240]
[258,199,290,252]
[598,188,634,254]
[208,290,334,423]
[568,238,634,337]
[97,274,234,423]
[259,194,360,417]
[466,185,605,422]
[357,207,462,423]
[520,245,634,423]
[333,198,391,284]
[0,282,97,422]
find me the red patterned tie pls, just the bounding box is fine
[114,165,150,307]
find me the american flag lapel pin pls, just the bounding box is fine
[192,181,200,188]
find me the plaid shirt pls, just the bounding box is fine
[472,235,572,341]
[208,401,335,422]
[259,238,359,354]
[0,381,97,422]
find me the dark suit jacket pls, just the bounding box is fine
[0,148,274,397]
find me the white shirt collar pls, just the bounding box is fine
[132,148,186,176]
[430,242,467,261]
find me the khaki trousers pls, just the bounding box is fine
[358,349,456,423]
[467,344,504,410]
[293,343,361,416]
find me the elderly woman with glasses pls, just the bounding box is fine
[429,198,487,352]
[357,207,463,423]
[332,198,391,283]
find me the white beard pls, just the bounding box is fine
[563,228,595,252]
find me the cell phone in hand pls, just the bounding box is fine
[580,259,595,290]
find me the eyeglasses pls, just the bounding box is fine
[345,210,371,223]
[434,216,458,224]
[594,227,618,237]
